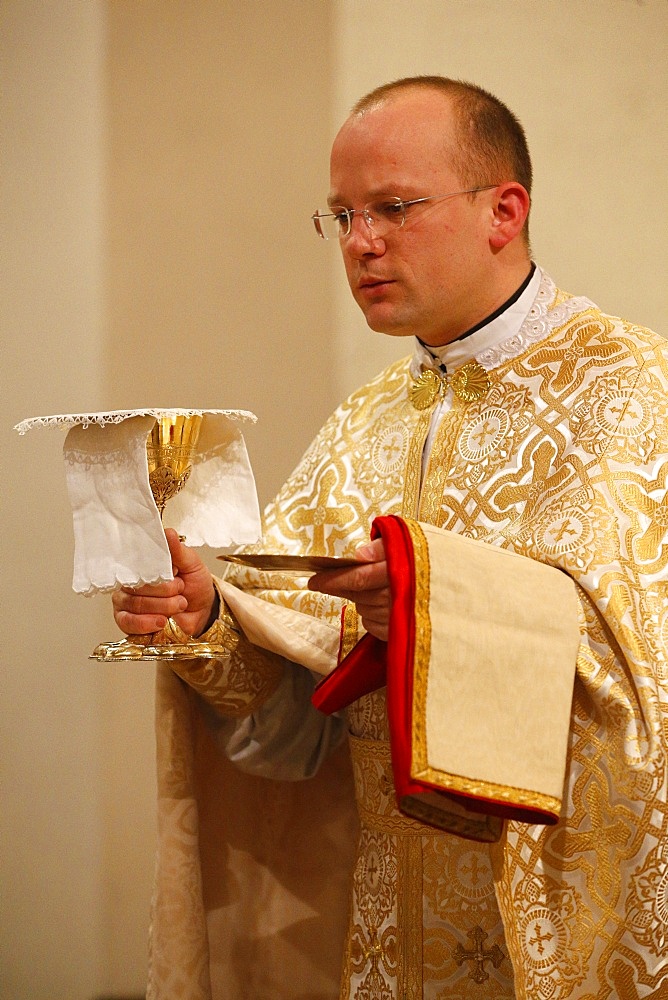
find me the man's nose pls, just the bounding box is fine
[344,213,384,257]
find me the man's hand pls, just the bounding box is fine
[308,537,390,641]
[112,529,217,638]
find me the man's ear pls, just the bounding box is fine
[488,182,530,248]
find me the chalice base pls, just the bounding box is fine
[90,619,229,661]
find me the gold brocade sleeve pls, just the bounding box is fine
[167,636,285,719]
[166,587,285,718]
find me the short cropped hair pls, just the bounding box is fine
[352,76,532,227]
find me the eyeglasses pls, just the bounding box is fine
[312,186,498,241]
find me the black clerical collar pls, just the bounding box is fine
[418,262,536,352]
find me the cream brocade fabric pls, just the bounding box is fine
[151,272,668,999]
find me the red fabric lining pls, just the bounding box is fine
[311,632,386,714]
[311,515,556,834]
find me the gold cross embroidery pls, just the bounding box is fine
[528,921,554,955]
[289,468,357,551]
[494,440,565,517]
[460,853,487,886]
[550,781,632,902]
[453,926,505,984]
[382,435,404,463]
[472,419,497,448]
[552,518,578,543]
[619,482,668,565]
[362,929,385,973]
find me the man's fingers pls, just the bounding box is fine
[119,579,184,599]
[354,537,386,562]
[115,610,168,635]
[112,583,188,636]
[344,590,392,617]
[309,560,388,597]
[307,545,392,643]
[358,613,389,643]
[119,593,187,617]
[308,537,387,597]
[164,528,206,574]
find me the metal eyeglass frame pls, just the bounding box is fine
[312,185,499,240]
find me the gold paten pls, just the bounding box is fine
[410,360,490,410]
[91,413,230,662]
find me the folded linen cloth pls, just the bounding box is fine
[313,515,580,840]
[15,408,261,594]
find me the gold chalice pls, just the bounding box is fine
[91,413,229,661]
[146,411,202,519]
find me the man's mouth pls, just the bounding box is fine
[358,277,393,292]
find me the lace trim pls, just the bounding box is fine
[408,270,596,379]
[79,571,175,597]
[476,272,595,370]
[14,407,257,434]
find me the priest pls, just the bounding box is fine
[113,77,668,999]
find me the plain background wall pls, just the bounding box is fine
[2,1,666,997]
[3,5,111,999]
[103,1,337,505]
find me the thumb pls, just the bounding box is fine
[164,527,203,575]
[355,537,386,563]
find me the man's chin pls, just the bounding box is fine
[360,306,414,339]
[364,316,414,339]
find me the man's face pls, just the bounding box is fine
[329,90,500,347]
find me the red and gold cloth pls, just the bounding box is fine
[314,515,580,839]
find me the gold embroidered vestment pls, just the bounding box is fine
[151,272,668,1000]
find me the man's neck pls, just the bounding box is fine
[422,262,534,349]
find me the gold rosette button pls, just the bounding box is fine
[410,369,443,410]
[450,361,491,403]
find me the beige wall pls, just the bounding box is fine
[2,1,665,997]
[3,4,110,999]
[103,1,337,507]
